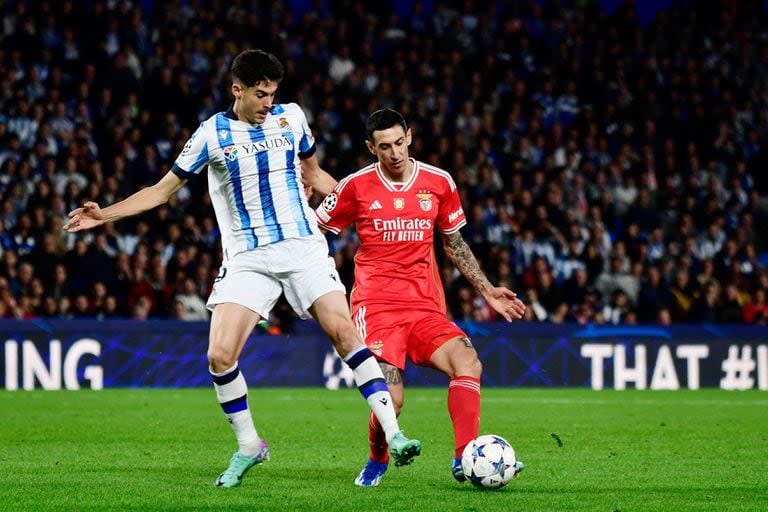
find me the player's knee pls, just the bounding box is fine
[207,345,237,372]
[453,352,482,379]
[468,356,483,378]
[330,318,361,358]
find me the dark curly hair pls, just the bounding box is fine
[231,49,284,87]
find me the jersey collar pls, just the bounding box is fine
[224,105,238,120]
[375,158,420,192]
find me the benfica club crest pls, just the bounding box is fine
[393,197,405,210]
[369,340,384,356]
[416,192,433,211]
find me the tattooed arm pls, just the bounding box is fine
[441,231,525,321]
[441,231,493,296]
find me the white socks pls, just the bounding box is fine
[344,346,400,443]
[210,363,263,457]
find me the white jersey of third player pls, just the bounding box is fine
[172,103,320,260]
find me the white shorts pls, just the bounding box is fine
[206,234,345,320]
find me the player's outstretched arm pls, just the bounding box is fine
[300,154,338,197]
[63,171,187,232]
[440,231,526,322]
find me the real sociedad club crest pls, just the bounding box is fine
[279,117,290,129]
[393,197,405,210]
[417,192,433,211]
[223,145,238,161]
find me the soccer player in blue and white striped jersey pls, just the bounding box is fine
[64,49,420,488]
[174,72,319,257]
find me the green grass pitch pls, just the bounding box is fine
[1,388,766,511]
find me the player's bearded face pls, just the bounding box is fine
[233,80,278,124]
[368,126,412,176]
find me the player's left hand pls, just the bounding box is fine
[483,287,526,322]
[63,201,105,232]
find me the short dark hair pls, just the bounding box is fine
[231,49,284,87]
[366,109,408,140]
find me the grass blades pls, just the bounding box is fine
[0,388,766,511]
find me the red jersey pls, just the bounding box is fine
[315,158,467,312]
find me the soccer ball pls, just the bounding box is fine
[461,434,518,489]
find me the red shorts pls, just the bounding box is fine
[352,305,468,370]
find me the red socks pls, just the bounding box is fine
[368,411,390,463]
[448,376,481,457]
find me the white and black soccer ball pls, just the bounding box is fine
[461,434,518,489]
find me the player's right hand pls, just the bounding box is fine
[63,201,105,232]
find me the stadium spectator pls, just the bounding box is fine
[720,283,747,324]
[689,281,722,323]
[173,277,209,321]
[742,288,768,325]
[636,266,673,323]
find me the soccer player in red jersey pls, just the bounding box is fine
[312,109,526,486]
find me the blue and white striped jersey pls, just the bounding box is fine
[172,103,320,260]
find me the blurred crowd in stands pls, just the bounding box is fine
[1,0,768,328]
